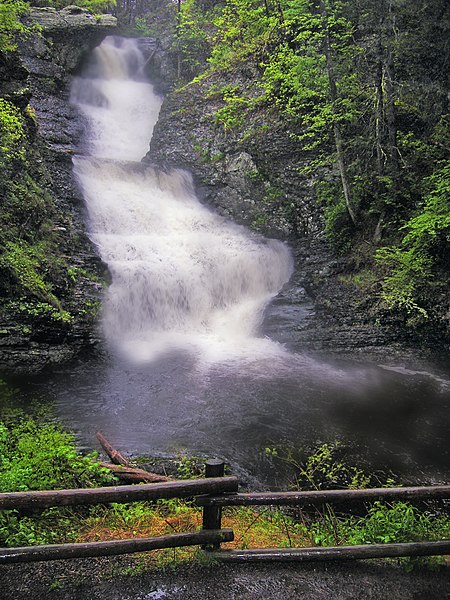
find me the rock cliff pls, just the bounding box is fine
[148,69,321,239]
[0,8,117,374]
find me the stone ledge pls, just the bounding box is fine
[29,6,117,32]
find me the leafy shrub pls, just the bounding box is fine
[267,441,377,492]
[0,419,115,492]
[312,500,450,547]
[0,418,116,547]
[376,161,450,323]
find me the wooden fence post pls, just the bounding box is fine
[202,459,225,550]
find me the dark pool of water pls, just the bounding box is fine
[8,343,450,489]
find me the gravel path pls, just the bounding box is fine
[2,556,449,600]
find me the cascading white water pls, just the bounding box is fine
[71,36,294,364]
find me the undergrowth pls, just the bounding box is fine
[0,400,448,571]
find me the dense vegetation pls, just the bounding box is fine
[141,0,450,335]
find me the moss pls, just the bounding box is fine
[0,98,26,170]
[0,241,62,307]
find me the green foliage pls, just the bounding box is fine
[214,85,254,130]
[312,500,450,548]
[176,454,202,479]
[209,0,279,70]
[92,501,156,528]
[1,241,62,307]
[264,442,449,568]
[10,300,73,323]
[0,0,31,52]
[174,0,219,79]
[0,419,114,493]
[0,417,116,547]
[1,176,51,239]
[134,16,155,36]
[376,161,450,324]
[317,181,353,254]
[288,442,374,491]
[0,99,26,169]
[403,161,450,250]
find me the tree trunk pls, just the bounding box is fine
[96,431,129,466]
[319,0,357,226]
[100,462,171,483]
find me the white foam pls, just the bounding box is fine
[72,37,294,364]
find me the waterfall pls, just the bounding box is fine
[71,36,294,364]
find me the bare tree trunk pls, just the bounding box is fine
[177,0,182,79]
[319,0,357,226]
[384,55,398,179]
[375,49,384,174]
[374,0,399,241]
[373,22,385,242]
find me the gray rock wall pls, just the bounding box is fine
[147,71,323,239]
[0,10,117,374]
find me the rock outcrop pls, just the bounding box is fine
[148,70,321,239]
[0,9,117,374]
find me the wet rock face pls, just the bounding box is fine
[0,12,117,375]
[31,5,117,29]
[28,7,117,73]
[147,72,322,239]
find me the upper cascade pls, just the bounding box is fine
[90,36,148,81]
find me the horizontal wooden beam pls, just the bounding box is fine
[211,540,450,562]
[195,485,450,507]
[0,529,234,564]
[0,477,239,512]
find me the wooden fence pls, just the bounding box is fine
[1,459,449,564]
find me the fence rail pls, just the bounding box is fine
[211,540,450,563]
[0,476,239,511]
[195,484,450,507]
[0,530,234,565]
[1,460,449,565]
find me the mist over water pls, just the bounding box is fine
[71,36,293,366]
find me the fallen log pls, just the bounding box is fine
[96,431,130,466]
[100,462,171,483]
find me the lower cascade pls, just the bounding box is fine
[71,36,293,364]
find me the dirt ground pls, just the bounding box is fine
[1,556,449,600]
